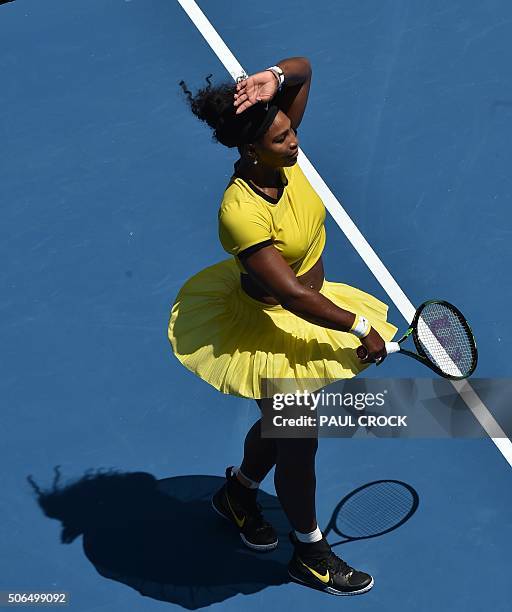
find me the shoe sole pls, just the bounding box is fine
[211,496,278,551]
[288,570,374,596]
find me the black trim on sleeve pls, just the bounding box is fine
[238,239,274,259]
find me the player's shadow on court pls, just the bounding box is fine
[27,467,419,609]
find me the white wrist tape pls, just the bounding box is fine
[350,315,371,338]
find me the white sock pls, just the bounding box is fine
[231,466,260,489]
[295,526,323,544]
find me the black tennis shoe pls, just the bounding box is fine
[288,531,374,595]
[211,466,278,551]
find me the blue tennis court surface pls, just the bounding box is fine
[2,1,511,610]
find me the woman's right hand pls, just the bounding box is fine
[357,328,387,364]
[233,70,279,114]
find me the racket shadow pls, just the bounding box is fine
[323,479,419,548]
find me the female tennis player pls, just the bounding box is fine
[169,57,398,596]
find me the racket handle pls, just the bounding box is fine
[385,341,400,354]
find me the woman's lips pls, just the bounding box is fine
[288,150,299,159]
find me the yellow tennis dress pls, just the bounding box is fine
[167,159,398,399]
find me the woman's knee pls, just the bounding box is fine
[256,397,319,460]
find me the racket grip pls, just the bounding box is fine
[385,341,400,354]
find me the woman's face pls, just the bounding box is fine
[251,110,299,168]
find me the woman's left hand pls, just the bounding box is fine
[234,70,279,114]
[357,328,387,364]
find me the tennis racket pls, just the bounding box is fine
[357,300,478,379]
[323,480,419,547]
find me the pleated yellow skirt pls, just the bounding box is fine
[167,258,398,399]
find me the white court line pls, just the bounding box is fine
[177,0,512,468]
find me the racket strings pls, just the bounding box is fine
[337,497,411,536]
[335,483,415,538]
[342,489,407,521]
[416,302,476,377]
[340,505,403,535]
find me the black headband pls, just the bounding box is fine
[239,102,279,144]
[216,101,279,147]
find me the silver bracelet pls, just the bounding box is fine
[265,65,285,91]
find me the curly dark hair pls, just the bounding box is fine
[179,74,268,149]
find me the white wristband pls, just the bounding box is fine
[350,315,371,338]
